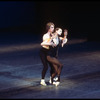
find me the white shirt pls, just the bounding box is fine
[53,36,67,46]
[53,36,59,45]
[41,33,51,49]
[43,33,50,42]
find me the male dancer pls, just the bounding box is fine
[39,22,56,86]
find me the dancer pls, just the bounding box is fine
[46,28,68,86]
[39,22,56,86]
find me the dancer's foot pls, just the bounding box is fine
[40,79,47,86]
[49,79,52,84]
[49,76,58,84]
[49,77,52,84]
[53,81,60,86]
[53,77,58,81]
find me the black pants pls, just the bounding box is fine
[39,47,54,79]
[47,55,63,83]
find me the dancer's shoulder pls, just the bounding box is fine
[43,33,50,40]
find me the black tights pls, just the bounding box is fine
[40,48,48,79]
[47,56,63,83]
[40,48,54,79]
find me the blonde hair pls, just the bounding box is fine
[46,22,55,32]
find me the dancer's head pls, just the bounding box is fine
[55,28,62,35]
[46,22,55,33]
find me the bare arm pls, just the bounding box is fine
[61,38,68,47]
[41,33,57,47]
[60,29,68,47]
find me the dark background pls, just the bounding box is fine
[0,1,100,44]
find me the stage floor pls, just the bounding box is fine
[0,38,100,99]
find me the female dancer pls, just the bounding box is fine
[46,28,68,86]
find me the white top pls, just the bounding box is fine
[41,33,51,49]
[53,36,67,46]
[41,33,68,49]
[53,36,59,45]
[43,33,50,42]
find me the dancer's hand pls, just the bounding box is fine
[51,42,56,47]
[64,29,68,37]
[62,38,68,47]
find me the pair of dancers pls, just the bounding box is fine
[40,22,68,86]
